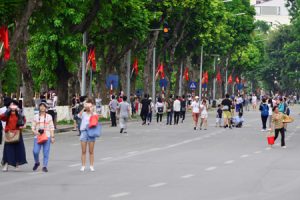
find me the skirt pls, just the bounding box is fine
[2,133,27,167]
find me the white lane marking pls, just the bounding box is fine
[254,151,262,154]
[149,148,161,152]
[149,182,167,188]
[204,135,211,138]
[112,137,120,139]
[127,151,139,155]
[101,157,113,161]
[110,192,131,198]
[71,143,80,146]
[68,163,81,167]
[240,154,249,158]
[205,166,217,171]
[181,174,195,179]
[265,147,272,150]
[224,160,235,165]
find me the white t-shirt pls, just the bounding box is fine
[268,104,272,116]
[191,101,200,113]
[0,106,7,128]
[200,104,208,115]
[252,96,257,104]
[173,100,181,112]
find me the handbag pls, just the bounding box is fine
[89,115,99,128]
[37,133,48,144]
[17,114,25,127]
[5,130,20,144]
[87,123,102,137]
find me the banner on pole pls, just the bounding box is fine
[106,75,119,89]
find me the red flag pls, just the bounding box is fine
[155,63,165,79]
[133,58,138,75]
[88,48,96,71]
[204,71,208,84]
[0,26,10,60]
[235,76,240,84]
[216,71,222,83]
[228,75,233,84]
[184,68,189,81]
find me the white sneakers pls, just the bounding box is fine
[90,166,95,172]
[80,166,85,172]
[80,166,95,172]
[2,163,8,172]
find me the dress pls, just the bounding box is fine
[0,112,27,167]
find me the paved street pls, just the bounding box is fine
[1,107,300,200]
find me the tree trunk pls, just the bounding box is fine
[15,26,34,107]
[119,56,127,92]
[56,56,71,105]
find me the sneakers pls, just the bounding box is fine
[80,166,95,172]
[33,162,40,171]
[90,166,95,172]
[282,146,287,149]
[194,127,196,130]
[42,167,48,172]
[2,163,8,172]
[80,166,85,172]
[120,128,123,133]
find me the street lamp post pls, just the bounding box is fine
[199,45,203,100]
[81,31,87,96]
[126,50,131,101]
[179,60,183,96]
[152,47,156,102]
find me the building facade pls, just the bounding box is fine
[251,0,291,26]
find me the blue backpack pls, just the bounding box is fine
[261,104,269,117]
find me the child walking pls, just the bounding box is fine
[216,104,222,127]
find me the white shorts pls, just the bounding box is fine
[201,113,208,119]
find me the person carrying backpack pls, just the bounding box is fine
[259,98,269,132]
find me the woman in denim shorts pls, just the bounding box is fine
[78,99,96,172]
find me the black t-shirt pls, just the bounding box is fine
[141,99,150,112]
[217,108,222,118]
[181,100,186,111]
[221,98,232,111]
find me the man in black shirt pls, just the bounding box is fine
[140,94,150,125]
[221,94,233,128]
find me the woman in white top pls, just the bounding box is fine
[155,97,164,123]
[117,96,130,134]
[32,102,55,172]
[200,99,208,130]
[267,98,273,130]
[190,96,201,130]
[78,98,97,172]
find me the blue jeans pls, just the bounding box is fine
[33,138,51,167]
[167,112,173,125]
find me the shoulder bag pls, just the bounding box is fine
[5,130,20,144]
[87,123,102,138]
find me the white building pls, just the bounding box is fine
[251,0,291,26]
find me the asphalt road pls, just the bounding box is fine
[0,106,300,200]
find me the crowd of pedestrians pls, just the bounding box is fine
[0,91,297,173]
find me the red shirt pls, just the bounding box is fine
[0,113,25,132]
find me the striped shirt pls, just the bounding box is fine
[32,114,55,138]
